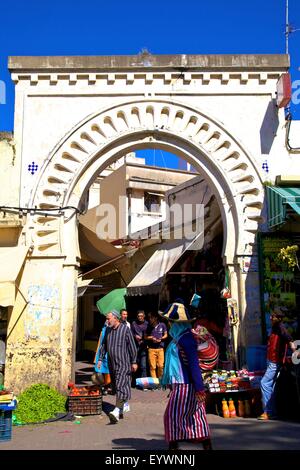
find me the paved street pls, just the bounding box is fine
[1,385,300,450]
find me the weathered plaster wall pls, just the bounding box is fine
[0,133,18,207]
[4,259,69,393]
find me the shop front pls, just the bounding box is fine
[256,183,300,420]
[264,184,300,340]
[127,231,243,370]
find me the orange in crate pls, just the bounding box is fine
[67,385,102,415]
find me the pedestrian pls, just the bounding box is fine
[160,300,212,451]
[98,310,137,424]
[93,320,112,394]
[120,309,131,328]
[0,334,5,387]
[131,310,149,378]
[145,311,168,380]
[258,307,298,420]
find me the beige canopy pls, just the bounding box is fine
[0,246,29,306]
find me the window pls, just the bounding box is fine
[144,192,161,213]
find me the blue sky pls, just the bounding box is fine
[1,0,299,168]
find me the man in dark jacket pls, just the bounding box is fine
[131,310,148,378]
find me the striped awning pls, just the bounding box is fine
[267,186,300,229]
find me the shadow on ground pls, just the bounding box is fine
[208,416,300,450]
[112,436,167,450]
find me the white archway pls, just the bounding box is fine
[5,99,265,391]
[29,98,264,264]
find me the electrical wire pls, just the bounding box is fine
[285,112,300,152]
[0,205,82,217]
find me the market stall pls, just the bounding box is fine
[203,368,263,418]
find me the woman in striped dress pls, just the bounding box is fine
[161,301,212,451]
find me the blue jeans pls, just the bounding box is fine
[260,361,281,416]
[137,349,148,378]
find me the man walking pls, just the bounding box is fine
[131,310,149,378]
[98,310,137,424]
[145,312,168,380]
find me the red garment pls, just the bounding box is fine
[191,323,219,371]
[267,323,292,363]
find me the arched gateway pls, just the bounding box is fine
[4,54,289,392]
[31,99,263,257]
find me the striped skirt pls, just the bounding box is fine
[164,384,210,442]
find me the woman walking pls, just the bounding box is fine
[94,320,112,394]
[161,300,212,451]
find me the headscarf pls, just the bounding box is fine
[169,322,191,340]
[162,322,192,385]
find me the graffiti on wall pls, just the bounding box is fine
[25,285,60,341]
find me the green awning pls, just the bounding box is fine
[267,186,300,229]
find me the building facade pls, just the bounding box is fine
[1,53,300,392]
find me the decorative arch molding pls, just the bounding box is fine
[29,98,264,262]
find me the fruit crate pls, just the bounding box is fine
[0,409,12,442]
[67,387,102,415]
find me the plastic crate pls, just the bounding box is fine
[0,400,16,443]
[68,393,102,415]
[0,409,12,442]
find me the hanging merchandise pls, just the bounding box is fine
[190,281,202,309]
[259,235,298,339]
[227,299,239,327]
[190,292,202,309]
[221,270,231,299]
[220,288,231,299]
[191,324,219,371]
[225,298,239,368]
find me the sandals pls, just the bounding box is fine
[257,412,277,420]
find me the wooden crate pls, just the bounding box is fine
[68,387,102,415]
